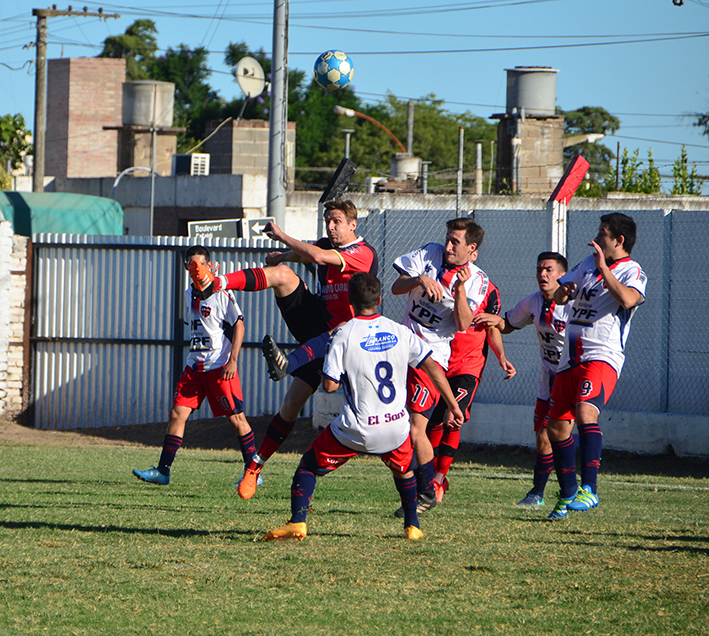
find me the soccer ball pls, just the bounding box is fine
[313,50,354,91]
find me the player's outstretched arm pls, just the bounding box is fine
[391,273,445,301]
[264,222,344,267]
[419,357,464,429]
[486,326,516,380]
[223,317,245,381]
[589,240,644,310]
[472,312,513,334]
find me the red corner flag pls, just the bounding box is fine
[549,155,590,204]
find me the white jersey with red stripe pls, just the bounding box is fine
[505,291,572,401]
[559,254,647,376]
[322,314,431,454]
[393,242,490,369]
[184,288,242,372]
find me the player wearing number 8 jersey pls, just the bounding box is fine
[391,218,489,512]
[262,273,464,541]
[546,214,647,520]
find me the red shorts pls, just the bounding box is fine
[173,365,244,417]
[310,425,415,475]
[533,399,551,433]
[548,361,618,422]
[406,363,442,418]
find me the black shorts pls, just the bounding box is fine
[276,278,331,391]
[427,374,479,428]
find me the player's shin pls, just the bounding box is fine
[291,468,317,524]
[158,434,183,475]
[576,423,602,494]
[394,474,419,528]
[550,435,578,499]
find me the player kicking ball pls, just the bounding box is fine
[133,246,257,486]
[262,273,464,542]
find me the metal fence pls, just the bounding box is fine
[31,235,315,429]
[30,202,709,429]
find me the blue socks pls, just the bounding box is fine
[532,451,554,497]
[550,435,578,499]
[286,332,332,373]
[394,475,419,528]
[290,468,317,524]
[577,423,603,494]
[158,434,183,476]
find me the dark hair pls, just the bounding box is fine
[324,199,357,222]
[600,213,637,254]
[184,245,210,265]
[537,251,568,273]
[349,272,381,310]
[446,218,484,248]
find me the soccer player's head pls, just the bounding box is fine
[324,199,358,246]
[183,245,211,270]
[536,251,567,293]
[349,272,381,313]
[444,218,483,266]
[598,213,637,255]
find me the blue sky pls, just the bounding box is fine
[1,0,708,188]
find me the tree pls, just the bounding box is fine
[0,113,32,190]
[604,148,662,194]
[98,19,158,81]
[671,146,702,195]
[559,106,620,195]
[151,45,219,152]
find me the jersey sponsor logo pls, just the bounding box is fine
[200,305,212,318]
[409,299,444,329]
[367,408,406,426]
[553,319,566,334]
[571,305,598,321]
[360,331,398,352]
[580,379,593,398]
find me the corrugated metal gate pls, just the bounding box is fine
[30,235,314,429]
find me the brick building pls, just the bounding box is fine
[46,57,125,178]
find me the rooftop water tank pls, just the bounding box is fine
[122,81,175,127]
[505,67,558,118]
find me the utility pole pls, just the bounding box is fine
[31,6,119,193]
[267,0,288,227]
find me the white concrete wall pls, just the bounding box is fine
[312,392,709,458]
[0,221,28,419]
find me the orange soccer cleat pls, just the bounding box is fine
[262,522,307,541]
[237,466,262,500]
[189,259,217,293]
[404,526,423,540]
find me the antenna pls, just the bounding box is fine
[235,57,266,99]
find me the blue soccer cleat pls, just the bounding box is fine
[547,492,576,520]
[515,491,545,507]
[568,485,599,511]
[133,466,169,485]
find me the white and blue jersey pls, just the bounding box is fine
[322,314,431,454]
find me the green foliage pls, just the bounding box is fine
[604,148,662,194]
[97,19,158,81]
[0,440,708,635]
[0,113,32,172]
[671,146,702,195]
[559,106,620,194]
[0,167,11,190]
[151,45,219,152]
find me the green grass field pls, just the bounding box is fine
[0,438,707,635]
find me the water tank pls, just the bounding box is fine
[505,67,558,117]
[122,81,175,127]
[391,153,421,179]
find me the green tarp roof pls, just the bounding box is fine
[0,191,123,236]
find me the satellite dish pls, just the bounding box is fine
[235,57,266,99]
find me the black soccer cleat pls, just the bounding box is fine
[394,490,438,518]
[262,334,289,381]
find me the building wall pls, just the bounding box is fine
[0,222,28,420]
[204,119,296,189]
[117,129,177,177]
[495,116,565,195]
[46,57,125,178]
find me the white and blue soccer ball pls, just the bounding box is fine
[314,50,354,91]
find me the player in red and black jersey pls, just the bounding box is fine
[190,200,378,499]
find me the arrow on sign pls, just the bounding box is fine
[251,221,269,235]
